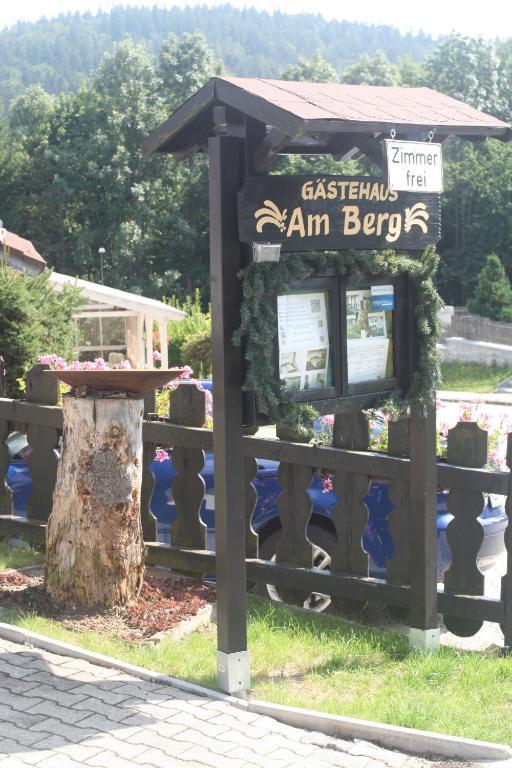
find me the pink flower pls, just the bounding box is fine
[164,366,194,389]
[179,366,193,379]
[37,354,67,370]
[93,357,108,370]
[152,350,162,362]
[120,359,132,369]
[322,476,333,494]
[154,448,170,463]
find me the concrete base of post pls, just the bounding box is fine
[409,627,441,652]
[217,650,251,694]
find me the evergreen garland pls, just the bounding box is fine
[233,246,443,433]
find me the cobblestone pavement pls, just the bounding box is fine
[0,637,483,768]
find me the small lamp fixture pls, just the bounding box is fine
[98,246,106,284]
[252,242,281,263]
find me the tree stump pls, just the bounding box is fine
[46,395,145,607]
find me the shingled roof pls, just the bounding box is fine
[2,230,47,271]
[142,76,511,158]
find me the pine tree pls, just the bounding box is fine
[468,253,512,322]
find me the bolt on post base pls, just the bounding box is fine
[217,650,251,694]
[409,627,440,652]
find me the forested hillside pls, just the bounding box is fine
[0,5,436,108]
[0,6,511,307]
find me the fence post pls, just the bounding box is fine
[330,410,370,613]
[275,461,314,606]
[501,434,512,652]
[0,356,5,397]
[444,420,487,637]
[168,382,207,555]
[408,404,440,651]
[387,416,410,586]
[141,390,157,542]
[0,356,11,515]
[26,365,60,522]
[244,457,259,559]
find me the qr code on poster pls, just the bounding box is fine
[310,299,321,313]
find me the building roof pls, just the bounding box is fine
[142,77,511,157]
[1,229,47,270]
[50,272,186,322]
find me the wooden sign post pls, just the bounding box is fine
[142,75,509,692]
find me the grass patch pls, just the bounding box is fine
[440,362,512,393]
[1,596,511,745]
[0,541,43,571]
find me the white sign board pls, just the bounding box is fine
[277,291,330,391]
[385,139,443,193]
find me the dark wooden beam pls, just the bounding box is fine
[355,136,386,172]
[209,133,248,658]
[253,127,294,172]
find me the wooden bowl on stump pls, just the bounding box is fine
[45,368,187,393]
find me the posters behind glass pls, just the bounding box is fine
[278,292,330,391]
[346,288,392,384]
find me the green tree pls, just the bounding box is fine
[468,253,512,322]
[159,32,222,111]
[281,51,337,82]
[0,267,82,396]
[423,35,507,118]
[439,139,512,304]
[342,51,399,85]
[168,290,211,369]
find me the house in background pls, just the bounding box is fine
[0,227,47,273]
[1,225,185,368]
[50,272,184,369]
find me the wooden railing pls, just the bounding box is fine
[0,364,511,649]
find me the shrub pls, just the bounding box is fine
[168,289,211,373]
[468,253,512,322]
[0,267,82,396]
[182,329,212,378]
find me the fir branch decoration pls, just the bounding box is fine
[233,246,442,430]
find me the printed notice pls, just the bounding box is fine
[346,288,393,384]
[278,291,330,391]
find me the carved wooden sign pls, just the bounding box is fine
[238,175,441,252]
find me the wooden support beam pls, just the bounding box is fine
[355,136,386,172]
[208,133,249,689]
[252,128,294,172]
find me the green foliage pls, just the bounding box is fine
[168,290,211,372]
[0,7,436,109]
[159,32,223,111]
[0,267,82,396]
[468,253,512,322]
[182,329,212,379]
[439,140,512,304]
[282,51,338,83]
[0,542,43,570]
[423,34,508,119]
[0,35,215,299]
[440,362,512,393]
[234,247,442,427]
[342,51,399,85]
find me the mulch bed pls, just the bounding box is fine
[0,568,216,642]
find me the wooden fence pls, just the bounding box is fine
[0,365,511,649]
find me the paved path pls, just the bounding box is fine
[0,637,474,768]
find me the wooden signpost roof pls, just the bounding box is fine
[142,76,511,160]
